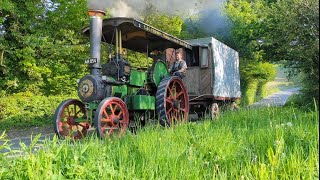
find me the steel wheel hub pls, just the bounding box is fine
[111,116,120,126]
[173,100,180,109]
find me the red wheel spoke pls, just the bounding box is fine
[74,105,77,115]
[61,121,69,126]
[114,104,120,114]
[117,111,123,118]
[172,81,177,89]
[168,87,174,97]
[108,126,115,136]
[67,107,72,116]
[75,109,82,117]
[103,109,110,119]
[109,104,116,115]
[166,97,173,103]
[101,117,111,123]
[176,91,184,99]
[78,123,86,128]
[100,123,109,133]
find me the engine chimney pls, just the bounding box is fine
[88,10,106,76]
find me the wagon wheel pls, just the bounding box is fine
[230,102,239,111]
[156,76,189,126]
[211,103,220,119]
[54,99,89,140]
[94,97,129,138]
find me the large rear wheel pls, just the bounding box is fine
[54,99,89,140]
[156,76,189,126]
[94,97,129,138]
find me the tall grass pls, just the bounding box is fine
[0,107,318,179]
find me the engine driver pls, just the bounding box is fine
[169,51,187,79]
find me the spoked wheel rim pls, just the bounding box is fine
[54,99,89,140]
[157,77,189,126]
[94,97,129,138]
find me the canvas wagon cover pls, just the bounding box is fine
[187,37,241,99]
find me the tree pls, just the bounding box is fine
[262,0,319,103]
[226,0,319,105]
[0,0,89,95]
[225,0,277,104]
[0,0,48,94]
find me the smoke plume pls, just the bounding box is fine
[88,0,229,37]
[88,0,225,18]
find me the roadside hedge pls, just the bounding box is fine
[240,62,277,105]
[0,92,76,131]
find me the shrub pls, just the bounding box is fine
[286,94,319,111]
[0,92,77,130]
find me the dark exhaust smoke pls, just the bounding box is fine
[87,0,229,37]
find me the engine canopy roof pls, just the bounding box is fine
[82,17,192,53]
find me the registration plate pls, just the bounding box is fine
[85,58,98,64]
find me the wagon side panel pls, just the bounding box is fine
[211,38,241,99]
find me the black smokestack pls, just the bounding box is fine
[88,10,106,76]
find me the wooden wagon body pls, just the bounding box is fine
[166,37,241,115]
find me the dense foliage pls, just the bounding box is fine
[0,1,89,95]
[226,0,319,106]
[0,108,318,179]
[264,0,319,106]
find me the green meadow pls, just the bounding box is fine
[0,107,318,179]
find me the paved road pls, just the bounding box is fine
[0,134,54,154]
[1,88,301,154]
[251,87,300,107]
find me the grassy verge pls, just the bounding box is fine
[0,107,318,179]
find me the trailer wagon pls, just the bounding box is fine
[184,37,241,117]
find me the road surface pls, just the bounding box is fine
[251,87,300,107]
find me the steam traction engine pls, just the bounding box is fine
[54,10,189,139]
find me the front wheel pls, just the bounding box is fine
[94,97,130,138]
[54,99,89,140]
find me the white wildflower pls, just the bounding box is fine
[287,122,293,127]
[251,155,258,164]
